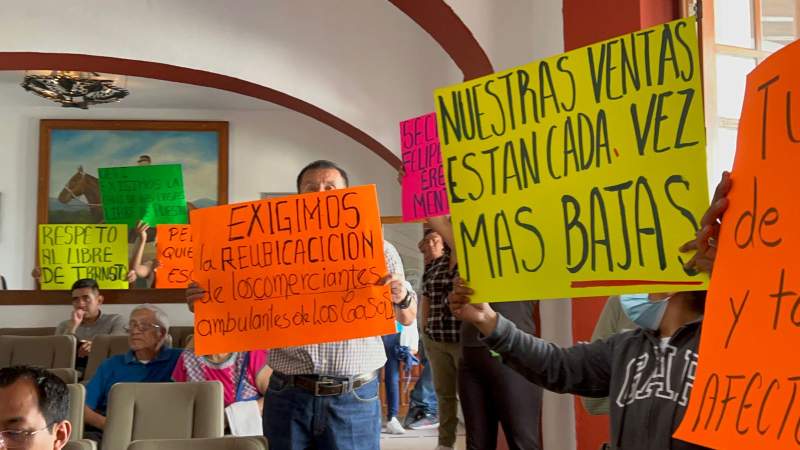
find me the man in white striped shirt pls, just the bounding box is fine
[187,160,416,450]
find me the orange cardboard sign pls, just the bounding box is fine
[189,185,395,355]
[155,224,193,288]
[674,40,800,448]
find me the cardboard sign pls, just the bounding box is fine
[434,18,709,302]
[674,39,800,449]
[38,224,129,290]
[401,112,449,221]
[190,185,395,355]
[155,224,193,288]
[99,164,188,228]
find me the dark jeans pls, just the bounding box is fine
[381,333,401,419]
[459,346,543,450]
[263,373,381,450]
[408,339,437,416]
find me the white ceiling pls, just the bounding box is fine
[0,70,283,111]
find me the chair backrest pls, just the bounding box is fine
[67,384,86,441]
[84,334,175,382]
[127,437,268,450]
[0,327,57,336]
[167,326,193,348]
[0,335,75,368]
[83,335,130,380]
[64,440,97,450]
[49,367,79,384]
[103,382,224,450]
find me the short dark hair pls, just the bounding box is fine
[295,160,349,192]
[71,278,99,292]
[422,228,450,251]
[0,366,69,427]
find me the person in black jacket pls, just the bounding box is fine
[447,172,731,450]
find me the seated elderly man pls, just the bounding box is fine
[83,304,181,443]
[0,365,72,450]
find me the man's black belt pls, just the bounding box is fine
[274,370,378,397]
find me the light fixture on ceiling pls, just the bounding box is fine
[20,70,129,109]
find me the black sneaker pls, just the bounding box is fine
[408,413,439,430]
[403,407,424,428]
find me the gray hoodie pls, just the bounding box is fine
[483,314,710,450]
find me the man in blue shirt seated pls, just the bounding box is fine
[83,304,181,444]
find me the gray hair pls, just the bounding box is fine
[131,304,170,334]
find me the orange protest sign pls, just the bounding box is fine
[189,185,395,355]
[155,224,193,288]
[674,40,800,448]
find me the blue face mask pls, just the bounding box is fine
[619,294,670,331]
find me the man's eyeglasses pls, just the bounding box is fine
[124,322,163,333]
[0,425,51,448]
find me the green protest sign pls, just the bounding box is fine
[99,164,188,227]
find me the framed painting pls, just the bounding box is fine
[37,120,229,225]
[260,192,294,199]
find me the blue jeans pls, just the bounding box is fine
[381,333,401,419]
[409,340,438,415]
[263,373,381,450]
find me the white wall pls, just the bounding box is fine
[447,0,566,72]
[0,304,196,327]
[0,0,459,155]
[0,102,403,327]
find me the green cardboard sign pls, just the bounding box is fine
[99,164,188,227]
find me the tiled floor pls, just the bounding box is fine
[380,423,466,450]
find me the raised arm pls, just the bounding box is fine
[380,241,417,326]
[129,221,153,278]
[448,278,613,397]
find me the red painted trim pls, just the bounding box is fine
[563,3,681,450]
[639,0,681,29]
[0,52,401,169]
[389,0,494,80]
[563,0,643,50]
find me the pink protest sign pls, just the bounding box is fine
[401,112,449,222]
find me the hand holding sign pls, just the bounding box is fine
[447,277,498,336]
[377,273,407,304]
[679,171,732,274]
[135,220,150,242]
[185,281,205,313]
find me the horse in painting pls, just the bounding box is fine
[57,166,104,223]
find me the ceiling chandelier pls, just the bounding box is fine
[20,71,129,109]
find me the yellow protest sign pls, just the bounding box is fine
[674,38,800,450]
[38,224,129,290]
[434,18,709,302]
